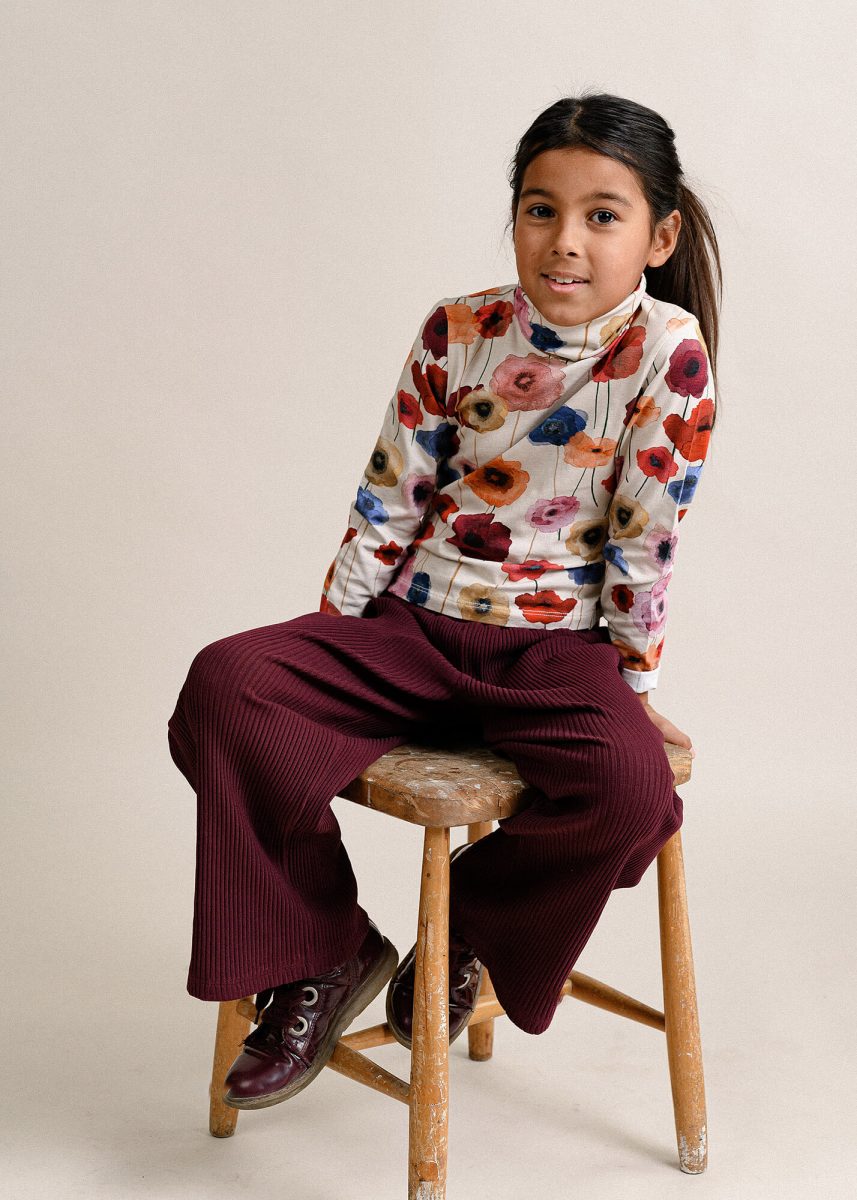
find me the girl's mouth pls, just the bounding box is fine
[542,274,588,292]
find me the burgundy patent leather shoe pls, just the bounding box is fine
[223,918,398,1109]
[385,844,484,1050]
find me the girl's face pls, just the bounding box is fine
[513,146,680,325]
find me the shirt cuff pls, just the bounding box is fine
[621,666,659,693]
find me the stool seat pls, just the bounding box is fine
[339,738,692,827]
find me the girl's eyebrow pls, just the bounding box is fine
[520,187,633,209]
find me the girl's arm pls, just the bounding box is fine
[319,297,451,617]
[599,321,716,693]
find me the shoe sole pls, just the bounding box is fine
[223,934,399,1110]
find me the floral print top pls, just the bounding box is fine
[320,271,715,692]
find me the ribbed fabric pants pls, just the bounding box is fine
[167,591,683,1036]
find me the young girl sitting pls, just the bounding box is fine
[167,89,720,1111]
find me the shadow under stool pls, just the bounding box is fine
[207,738,707,1197]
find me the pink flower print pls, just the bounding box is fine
[526,495,581,532]
[631,573,670,636]
[644,523,679,573]
[490,353,565,411]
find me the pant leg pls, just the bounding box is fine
[167,597,460,1001]
[448,628,683,1036]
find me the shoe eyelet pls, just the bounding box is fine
[302,985,319,1006]
[288,1014,309,1037]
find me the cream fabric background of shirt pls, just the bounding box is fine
[321,271,716,692]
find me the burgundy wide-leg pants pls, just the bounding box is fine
[167,591,683,1036]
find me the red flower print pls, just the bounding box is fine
[422,305,449,360]
[375,541,404,566]
[340,526,358,546]
[446,513,512,561]
[411,358,448,417]
[432,493,459,523]
[398,389,424,429]
[665,339,708,398]
[592,326,647,382]
[637,445,679,484]
[513,590,578,625]
[475,299,514,339]
[663,398,715,462]
[501,559,565,582]
[611,583,635,613]
[601,455,625,497]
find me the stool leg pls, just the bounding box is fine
[657,826,708,1173]
[466,821,495,1062]
[208,999,252,1137]
[408,825,450,1199]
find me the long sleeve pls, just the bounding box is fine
[599,322,716,691]
[319,297,452,617]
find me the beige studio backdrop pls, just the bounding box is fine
[3,2,855,1197]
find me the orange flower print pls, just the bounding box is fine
[446,303,481,346]
[592,325,647,382]
[663,398,715,462]
[465,285,506,297]
[565,517,609,561]
[457,581,511,625]
[611,637,663,675]
[624,393,660,429]
[637,445,679,484]
[490,353,565,411]
[466,457,530,506]
[665,338,708,398]
[474,299,514,339]
[608,492,649,539]
[319,595,342,616]
[513,590,578,625]
[563,431,618,468]
[366,435,404,487]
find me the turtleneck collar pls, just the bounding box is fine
[512,271,647,363]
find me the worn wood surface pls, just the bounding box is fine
[338,739,692,827]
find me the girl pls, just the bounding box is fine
[167,90,720,1111]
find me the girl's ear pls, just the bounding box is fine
[648,209,682,268]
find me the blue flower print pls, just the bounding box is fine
[667,462,704,506]
[567,561,605,585]
[406,571,432,605]
[602,541,630,575]
[355,486,389,526]
[416,422,458,462]
[529,405,588,447]
[528,322,565,352]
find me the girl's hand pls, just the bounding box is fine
[638,698,696,759]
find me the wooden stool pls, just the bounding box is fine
[207,738,707,1196]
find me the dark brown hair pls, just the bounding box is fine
[505,92,723,428]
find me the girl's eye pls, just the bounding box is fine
[591,210,616,224]
[527,204,553,218]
